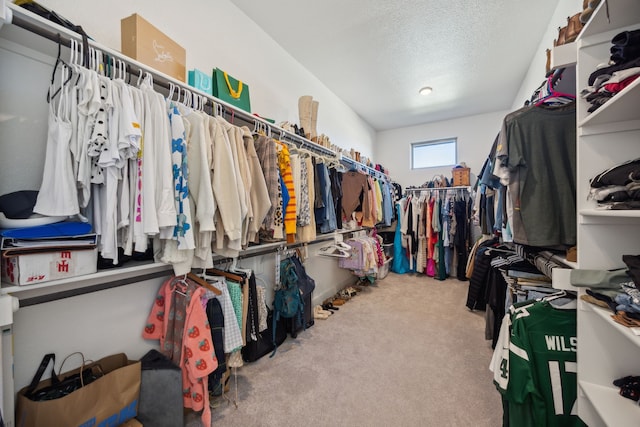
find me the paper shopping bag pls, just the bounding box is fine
[212,68,252,112]
[16,353,141,427]
[188,68,213,95]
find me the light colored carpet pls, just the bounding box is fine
[188,272,503,427]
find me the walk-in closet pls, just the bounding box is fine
[0,0,638,426]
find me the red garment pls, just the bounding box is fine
[604,74,640,93]
[143,276,218,426]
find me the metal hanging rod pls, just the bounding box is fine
[339,154,389,181]
[406,186,470,192]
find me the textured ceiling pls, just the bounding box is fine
[229,0,559,131]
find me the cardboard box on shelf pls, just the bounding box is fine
[1,248,98,286]
[452,167,470,186]
[121,13,186,82]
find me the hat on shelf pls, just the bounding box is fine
[0,190,66,229]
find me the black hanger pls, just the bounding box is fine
[46,33,73,103]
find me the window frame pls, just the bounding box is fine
[410,137,458,170]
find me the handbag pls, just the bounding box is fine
[23,353,102,402]
[212,68,252,112]
[16,352,141,427]
[242,273,286,362]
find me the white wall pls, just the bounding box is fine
[511,0,584,109]
[375,110,509,189]
[36,0,376,158]
[374,0,585,190]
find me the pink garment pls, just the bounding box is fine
[143,277,218,426]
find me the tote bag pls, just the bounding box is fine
[212,68,251,113]
[16,352,141,427]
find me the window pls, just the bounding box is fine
[411,138,457,169]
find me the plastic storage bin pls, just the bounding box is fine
[377,257,393,279]
[382,243,393,258]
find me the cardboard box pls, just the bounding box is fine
[121,13,186,82]
[452,167,470,186]
[1,248,98,285]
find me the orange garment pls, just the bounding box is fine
[276,142,297,239]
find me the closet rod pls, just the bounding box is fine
[406,185,470,192]
[17,269,171,307]
[7,6,337,160]
[210,234,338,266]
[339,154,389,182]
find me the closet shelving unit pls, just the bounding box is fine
[0,1,390,304]
[574,0,640,425]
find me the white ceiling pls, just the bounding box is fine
[228,0,560,131]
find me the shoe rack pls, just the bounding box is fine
[574,0,640,426]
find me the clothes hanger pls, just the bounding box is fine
[46,34,73,103]
[206,267,244,283]
[228,257,253,277]
[535,74,575,106]
[173,275,188,296]
[187,272,222,295]
[318,244,350,258]
[540,290,577,309]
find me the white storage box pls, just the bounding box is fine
[1,248,98,285]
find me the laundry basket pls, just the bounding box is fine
[377,257,393,280]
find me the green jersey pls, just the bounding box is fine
[507,301,586,427]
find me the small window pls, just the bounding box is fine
[411,138,457,169]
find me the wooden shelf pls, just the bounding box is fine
[579,381,640,427]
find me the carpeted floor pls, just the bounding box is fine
[188,272,503,427]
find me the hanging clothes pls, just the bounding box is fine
[330,168,343,230]
[254,135,280,240]
[392,201,411,274]
[493,103,577,248]
[143,276,218,427]
[276,141,297,241]
[341,170,370,223]
[296,156,317,243]
[314,161,337,233]
[242,127,271,244]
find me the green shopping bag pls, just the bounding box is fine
[212,68,251,113]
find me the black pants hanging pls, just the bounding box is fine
[454,198,469,280]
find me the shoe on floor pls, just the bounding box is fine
[314,305,330,319]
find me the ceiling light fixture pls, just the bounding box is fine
[419,86,433,96]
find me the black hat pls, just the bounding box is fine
[0,190,39,219]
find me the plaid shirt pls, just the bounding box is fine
[254,135,279,230]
